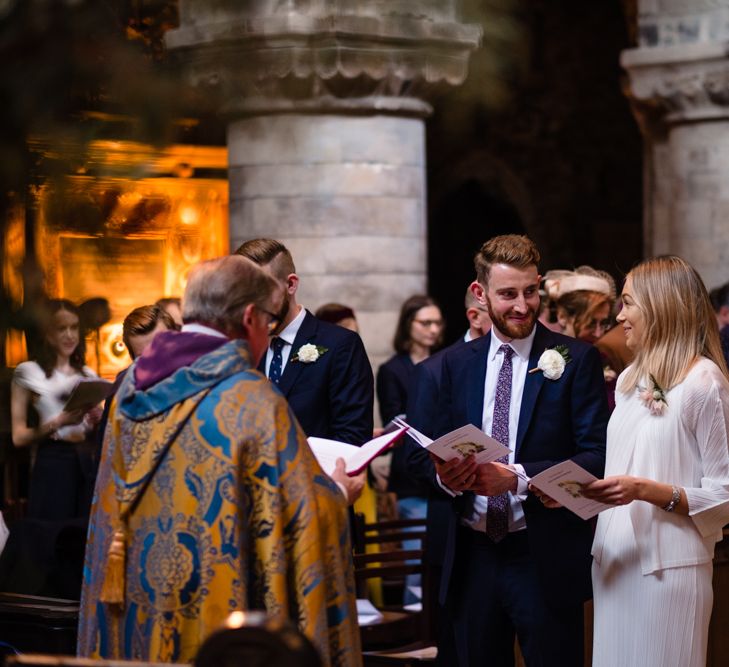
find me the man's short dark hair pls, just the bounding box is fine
[123,305,177,359]
[474,235,540,286]
[235,238,296,282]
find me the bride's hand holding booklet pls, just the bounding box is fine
[307,426,409,477]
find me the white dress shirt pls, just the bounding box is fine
[462,326,534,533]
[264,305,306,377]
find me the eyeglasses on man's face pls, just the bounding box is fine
[257,305,282,334]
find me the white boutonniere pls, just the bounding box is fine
[291,343,328,363]
[639,375,667,416]
[528,345,571,380]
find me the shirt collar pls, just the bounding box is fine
[488,324,536,362]
[182,323,228,339]
[275,305,306,346]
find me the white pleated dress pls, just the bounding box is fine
[592,358,729,667]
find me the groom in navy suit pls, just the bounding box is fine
[432,235,608,667]
[236,238,373,445]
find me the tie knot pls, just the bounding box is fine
[499,344,514,360]
[272,337,286,352]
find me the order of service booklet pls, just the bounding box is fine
[307,426,409,477]
[397,420,511,465]
[528,459,612,520]
[63,378,115,412]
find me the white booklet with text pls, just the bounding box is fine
[398,419,511,464]
[308,426,408,477]
[529,459,612,520]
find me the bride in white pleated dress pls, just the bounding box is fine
[582,256,729,667]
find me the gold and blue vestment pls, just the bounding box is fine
[77,339,361,666]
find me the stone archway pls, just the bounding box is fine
[428,151,532,344]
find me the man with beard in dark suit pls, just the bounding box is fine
[430,235,608,667]
[235,238,374,445]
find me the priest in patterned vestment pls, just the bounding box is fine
[77,255,361,667]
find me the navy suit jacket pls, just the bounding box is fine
[258,310,374,445]
[404,338,467,566]
[435,323,608,608]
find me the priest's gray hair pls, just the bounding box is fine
[182,255,279,338]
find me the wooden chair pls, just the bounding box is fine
[352,514,437,664]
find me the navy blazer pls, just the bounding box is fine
[259,310,374,445]
[435,322,608,608]
[376,353,414,425]
[404,339,466,565]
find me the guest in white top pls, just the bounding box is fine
[581,256,729,667]
[10,299,101,520]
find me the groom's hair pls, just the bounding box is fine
[235,238,296,282]
[474,234,540,286]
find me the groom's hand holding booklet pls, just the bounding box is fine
[398,417,611,520]
[307,426,409,477]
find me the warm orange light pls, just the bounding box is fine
[179,204,199,226]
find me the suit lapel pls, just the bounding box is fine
[276,310,317,398]
[515,323,549,456]
[466,333,490,427]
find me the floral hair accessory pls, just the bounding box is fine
[639,375,667,415]
[528,345,571,380]
[291,343,328,363]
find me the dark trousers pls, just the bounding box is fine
[28,440,96,522]
[449,527,583,667]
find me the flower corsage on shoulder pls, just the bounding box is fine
[529,345,571,380]
[291,343,328,363]
[639,375,667,416]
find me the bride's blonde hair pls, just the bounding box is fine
[620,255,728,394]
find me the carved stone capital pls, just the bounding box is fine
[166,10,481,117]
[622,42,729,126]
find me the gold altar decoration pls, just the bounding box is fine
[30,141,228,377]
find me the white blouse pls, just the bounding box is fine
[592,357,729,575]
[13,360,97,443]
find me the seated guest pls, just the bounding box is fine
[10,299,101,521]
[78,255,361,666]
[315,302,359,333]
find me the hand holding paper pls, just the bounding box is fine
[307,426,408,477]
[529,460,612,519]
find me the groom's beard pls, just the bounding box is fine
[486,297,538,340]
[268,292,293,337]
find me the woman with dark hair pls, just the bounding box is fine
[10,299,101,520]
[377,294,443,426]
[376,294,443,604]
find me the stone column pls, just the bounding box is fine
[622,1,729,288]
[165,2,480,370]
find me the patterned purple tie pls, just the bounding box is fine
[487,344,514,543]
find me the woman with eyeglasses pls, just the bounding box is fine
[544,266,618,410]
[376,294,443,604]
